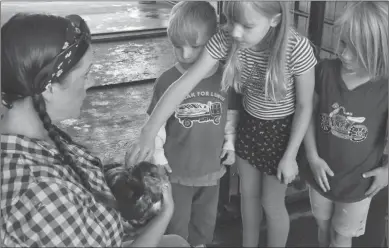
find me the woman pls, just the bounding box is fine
[0,13,189,247]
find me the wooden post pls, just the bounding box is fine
[217,1,226,25]
[293,1,300,28]
[308,1,326,57]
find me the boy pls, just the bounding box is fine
[147,2,239,247]
[301,2,388,247]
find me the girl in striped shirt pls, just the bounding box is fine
[128,2,317,247]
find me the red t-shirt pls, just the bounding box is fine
[147,65,240,179]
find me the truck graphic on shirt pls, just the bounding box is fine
[175,101,222,128]
[320,103,368,142]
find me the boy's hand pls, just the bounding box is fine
[277,154,299,185]
[220,149,235,166]
[363,166,388,198]
[308,156,334,192]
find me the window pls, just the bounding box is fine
[1,1,173,34]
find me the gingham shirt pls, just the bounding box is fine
[1,134,124,247]
[206,28,317,120]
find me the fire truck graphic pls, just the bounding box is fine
[175,101,222,128]
[320,103,368,142]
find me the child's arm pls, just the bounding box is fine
[146,50,218,136]
[221,89,241,165]
[303,61,335,192]
[303,92,334,192]
[277,67,315,184]
[276,36,318,184]
[220,109,239,166]
[303,61,323,160]
[363,124,388,198]
[153,123,168,165]
[129,50,219,164]
[303,92,320,160]
[223,110,239,151]
[285,69,315,158]
[223,89,242,151]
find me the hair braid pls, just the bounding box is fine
[31,94,117,208]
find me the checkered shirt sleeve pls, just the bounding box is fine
[3,182,122,247]
[1,134,124,247]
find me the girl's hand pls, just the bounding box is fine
[308,156,334,192]
[221,149,236,166]
[363,166,388,198]
[126,130,155,166]
[159,163,172,174]
[161,181,174,215]
[277,155,299,184]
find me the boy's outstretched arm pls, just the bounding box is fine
[128,50,218,165]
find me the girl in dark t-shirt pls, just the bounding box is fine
[302,2,388,247]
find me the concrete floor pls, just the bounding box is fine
[212,189,387,247]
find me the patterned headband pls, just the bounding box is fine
[1,15,91,109]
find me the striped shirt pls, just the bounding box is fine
[206,28,317,120]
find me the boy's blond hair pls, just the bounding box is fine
[167,1,217,47]
[335,1,388,79]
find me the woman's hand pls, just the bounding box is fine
[308,155,334,192]
[277,154,299,185]
[126,129,156,167]
[161,181,174,215]
[125,182,175,247]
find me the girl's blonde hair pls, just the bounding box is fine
[221,2,292,102]
[335,1,388,80]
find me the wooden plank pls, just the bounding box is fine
[325,2,336,21]
[298,1,311,13]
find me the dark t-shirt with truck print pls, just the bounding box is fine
[147,64,240,179]
[300,59,388,203]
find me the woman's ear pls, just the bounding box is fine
[270,13,281,27]
[41,83,62,104]
[41,84,54,102]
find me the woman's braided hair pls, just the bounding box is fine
[31,95,94,190]
[2,13,114,205]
